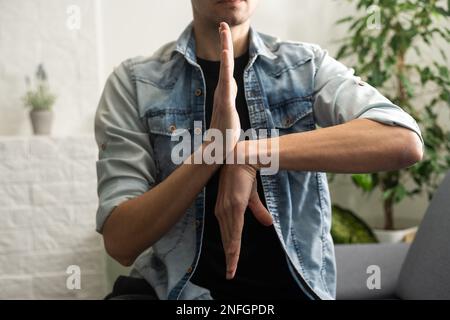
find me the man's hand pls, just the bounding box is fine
[212,22,272,280]
[215,164,273,280]
[209,22,241,157]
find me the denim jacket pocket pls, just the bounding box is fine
[146,110,192,137]
[268,97,315,135]
[146,110,193,181]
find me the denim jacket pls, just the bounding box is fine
[95,22,422,300]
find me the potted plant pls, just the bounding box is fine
[23,64,57,135]
[331,205,378,244]
[334,0,450,242]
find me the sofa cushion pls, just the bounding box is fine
[396,172,450,300]
[335,243,409,300]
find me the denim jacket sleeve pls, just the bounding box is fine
[94,62,157,233]
[311,46,423,143]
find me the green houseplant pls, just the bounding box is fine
[334,0,450,238]
[331,205,378,244]
[23,64,57,135]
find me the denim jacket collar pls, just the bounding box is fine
[174,21,277,64]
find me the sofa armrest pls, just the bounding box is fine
[335,243,410,300]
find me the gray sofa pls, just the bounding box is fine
[335,172,450,300]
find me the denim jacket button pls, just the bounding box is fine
[195,88,203,97]
[187,267,193,274]
[169,125,177,133]
[194,127,202,135]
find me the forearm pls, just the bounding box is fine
[245,119,423,173]
[103,145,220,266]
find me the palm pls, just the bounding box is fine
[209,22,241,156]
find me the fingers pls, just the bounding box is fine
[219,22,233,54]
[216,210,244,280]
[218,22,234,92]
[225,238,241,280]
[225,211,244,279]
[248,190,273,227]
[215,213,232,276]
[215,199,244,280]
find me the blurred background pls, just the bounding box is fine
[0,0,448,299]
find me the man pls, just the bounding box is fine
[95,0,423,300]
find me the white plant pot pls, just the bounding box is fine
[373,226,418,243]
[30,110,53,135]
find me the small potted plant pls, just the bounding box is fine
[23,64,57,135]
[334,0,450,242]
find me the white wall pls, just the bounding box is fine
[0,0,101,136]
[0,0,106,298]
[0,136,106,299]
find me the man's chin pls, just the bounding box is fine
[214,13,249,27]
[213,1,249,26]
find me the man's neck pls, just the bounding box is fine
[193,18,250,61]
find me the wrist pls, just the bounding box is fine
[184,141,222,170]
[225,140,261,170]
[233,137,279,173]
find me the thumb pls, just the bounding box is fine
[248,191,273,227]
